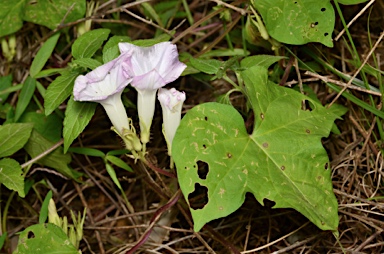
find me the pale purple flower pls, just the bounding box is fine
[158,88,186,155]
[73,51,133,135]
[118,42,186,144]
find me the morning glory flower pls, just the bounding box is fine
[158,88,186,156]
[118,41,187,144]
[73,51,133,136]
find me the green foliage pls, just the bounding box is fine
[0,123,33,157]
[72,58,102,70]
[72,28,110,59]
[337,0,368,4]
[23,0,86,30]
[252,0,335,47]
[105,155,133,172]
[30,33,61,78]
[0,158,25,197]
[0,0,26,37]
[13,223,78,254]
[102,35,131,63]
[39,190,53,224]
[173,66,341,232]
[14,77,36,122]
[0,75,12,103]
[63,96,97,152]
[44,69,82,116]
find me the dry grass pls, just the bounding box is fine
[1,1,383,253]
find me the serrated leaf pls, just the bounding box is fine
[173,66,339,232]
[106,155,133,172]
[0,158,25,197]
[252,0,335,47]
[0,0,26,37]
[23,0,86,30]
[63,95,97,152]
[30,33,61,78]
[0,123,34,157]
[44,69,81,116]
[24,130,81,181]
[72,58,102,70]
[13,223,78,254]
[72,28,110,59]
[189,58,223,75]
[240,55,287,69]
[14,77,36,122]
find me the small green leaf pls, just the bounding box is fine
[189,58,223,75]
[105,162,122,190]
[240,55,287,69]
[0,123,34,157]
[14,77,36,122]
[44,69,81,116]
[34,68,66,79]
[106,155,133,172]
[72,28,110,59]
[0,75,13,104]
[0,0,26,37]
[23,0,86,30]
[0,158,25,197]
[39,190,53,224]
[102,35,131,63]
[252,0,335,47]
[30,33,61,78]
[72,58,102,70]
[67,147,105,157]
[63,95,97,153]
[24,130,82,181]
[13,223,78,254]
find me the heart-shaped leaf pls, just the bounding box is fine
[173,66,339,232]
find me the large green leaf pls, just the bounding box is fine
[13,223,78,254]
[0,123,33,157]
[23,0,86,30]
[0,0,26,37]
[0,158,25,197]
[24,130,81,181]
[44,69,81,116]
[63,95,97,152]
[173,66,339,232]
[252,0,335,47]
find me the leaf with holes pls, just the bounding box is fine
[173,66,340,232]
[13,223,78,254]
[252,0,335,47]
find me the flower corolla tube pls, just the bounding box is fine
[73,51,133,136]
[158,88,186,156]
[118,41,186,144]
